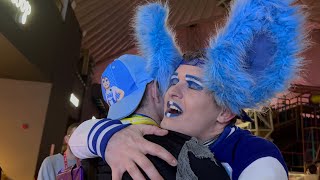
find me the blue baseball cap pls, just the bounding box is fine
[101,54,153,120]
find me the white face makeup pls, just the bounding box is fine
[164,72,204,118]
[161,65,223,141]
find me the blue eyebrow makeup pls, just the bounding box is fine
[185,74,204,90]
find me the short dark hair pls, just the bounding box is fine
[135,81,156,110]
[182,50,207,60]
[181,50,207,67]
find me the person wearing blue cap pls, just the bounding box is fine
[70,54,230,180]
[69,54,164,159]
[70,0,308,179]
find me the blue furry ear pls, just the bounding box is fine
[134,3,182,95]
[205,0,307,114]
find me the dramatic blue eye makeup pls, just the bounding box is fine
[185,74,203,90]
[169,73,179,87]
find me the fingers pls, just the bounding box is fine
[111,168,122,180]
[140,140,177,166]
[125,161,146,180]
[136,124,168,136]
[107,125,174,180]
[133,153,164,180]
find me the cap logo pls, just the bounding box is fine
[101,60,138,106]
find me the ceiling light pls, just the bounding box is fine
[70,93,79,107]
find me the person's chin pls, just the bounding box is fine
[160,118,168,129]
[160,118,179,131]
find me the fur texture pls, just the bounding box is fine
[205,0,307,113]
[134,3,182,95]
[134,0,307,114]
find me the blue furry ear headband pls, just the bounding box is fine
[134,0,307,114]
[134,3,182,95]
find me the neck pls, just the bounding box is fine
[199,123,226,143]
[65,147,76,160]
[202,133,221,146]
[135,107,161,125]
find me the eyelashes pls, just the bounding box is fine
[186,75,204,90]
[187,81,203,90]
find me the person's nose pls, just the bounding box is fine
[167,82,184,99]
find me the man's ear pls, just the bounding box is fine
[217,108,236,124]
[151,81,161,103]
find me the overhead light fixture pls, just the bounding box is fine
[11,0,31,24]
[70,93,79,107]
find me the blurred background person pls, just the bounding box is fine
[37,123,79,180]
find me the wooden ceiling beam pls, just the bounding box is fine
[82,0,134,46]
[95,44,136,66]
[103,32,134,57]
[81,0,124,29]
[91,29,128,57]
[81,0,130,35]
[201,0,217,20]
[94,43,125,64]
[180,0,200,26]
[172,0,194,26]
[83,0,137,48]
[77,1,115,24]
[168,0,185,26]
[95,34,133,63]
[75,0,101,13]
[189,0,208,23]
[90,16,132,56]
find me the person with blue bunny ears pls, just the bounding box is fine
[70,0,308,179]
[72,53,231,180]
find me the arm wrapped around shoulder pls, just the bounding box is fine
[122,131,230,180]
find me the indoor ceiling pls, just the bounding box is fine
[73,0,320,67]
[73,0,230,65]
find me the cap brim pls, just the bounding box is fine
[107,84,147,120]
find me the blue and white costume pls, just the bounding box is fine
[208,125,288,179]
[70,0,307,179]
[69,121,288,179]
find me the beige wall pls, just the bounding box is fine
[0,78,51,180]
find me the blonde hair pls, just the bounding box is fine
[66,123,80,136]
[61,123,80,153]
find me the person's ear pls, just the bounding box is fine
[64,135,70,144]
[217,108,235,124]
[151,81,161,103]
